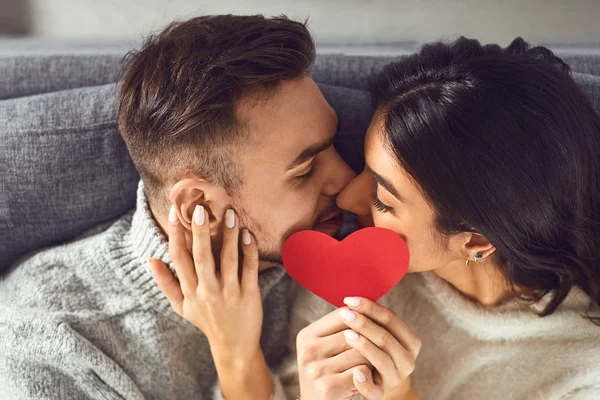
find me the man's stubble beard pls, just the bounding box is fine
[236,200,338,270]
[236,207,284,268]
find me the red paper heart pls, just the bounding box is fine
[282,227,410,307]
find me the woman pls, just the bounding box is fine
[150,37,600,399]
[289,36,600,400]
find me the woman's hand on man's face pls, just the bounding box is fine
[297,297,422,400]
[148,205,263,366]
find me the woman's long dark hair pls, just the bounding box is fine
[370,37,600,324]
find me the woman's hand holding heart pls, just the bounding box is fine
[339,297,422,399]
[297,296,422,400]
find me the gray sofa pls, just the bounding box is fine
[2,47,600,274]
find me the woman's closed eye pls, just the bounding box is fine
[371,194,393,213]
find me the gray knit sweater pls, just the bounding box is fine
[0,180,293,400]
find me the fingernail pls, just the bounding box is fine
[225,209,235,229]
[343,297,362,308]
[354,369,367,383]
[169,205,178,224]
[343,329,359,341]
[194,205,205,226]
[242,229,251,245]
[147,258,156,274]
[340,308,357,322]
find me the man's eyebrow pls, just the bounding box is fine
[286,134,336,171]
[365,164,405,203]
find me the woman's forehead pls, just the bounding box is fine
[364,116,423,201]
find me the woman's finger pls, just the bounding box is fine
[220,209,241,293]
[352,365,381,399]
[340,309,415,376]
[324,348,371,374]
[240,229,259,295]
[149,257,184,316]
[299,309,348,340]
[168,205,198,295]
[298,330,354,364]
[343,297,422,360]
[315,368,359,400]
[191,205,218,291]
[343,329,398,379]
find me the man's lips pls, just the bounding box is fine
[314,210,344,236]
[317,210,343,224]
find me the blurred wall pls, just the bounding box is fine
[0,0,599,46]
[0,0,31,35]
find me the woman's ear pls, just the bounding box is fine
[463,232,497,262]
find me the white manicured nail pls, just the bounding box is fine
[169,205,178,224]
[242,229,251,245]
[193,205,205,226]
[353,369,367,383]
[339,308,357,322]
[343,329,359,341]
[343,297,362,307]
[226,209,235,228]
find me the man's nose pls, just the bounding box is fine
[335,171,372,217]
[322,152,356,197]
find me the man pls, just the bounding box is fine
[0,15,355,399]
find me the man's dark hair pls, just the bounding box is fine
[370,37,600,324]
[117,14,315,209]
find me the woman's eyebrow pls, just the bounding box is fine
[365,164,406,203]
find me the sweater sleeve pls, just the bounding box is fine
[0,308,144,400]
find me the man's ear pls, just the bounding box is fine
[170,177,206,231]
[462,232,496,263]
[169,176,232,234]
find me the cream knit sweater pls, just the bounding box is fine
[276,271,600,400]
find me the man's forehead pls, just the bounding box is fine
[238,77,337,167]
